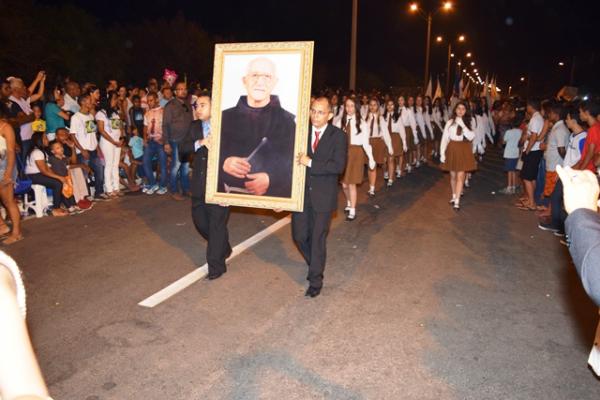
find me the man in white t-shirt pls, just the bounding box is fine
[70,93,109,200]
[63,81,81,114]
[519,99,544,210]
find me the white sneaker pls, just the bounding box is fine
[156,187,168,195]
[384,172,389,180]
[386,180,393,188]
[396,171,402,179]
[145,185,159,195]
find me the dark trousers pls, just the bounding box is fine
[77,150,104,196]
[550,180,566,233]
[28,173,74,208]
[292,203,332,289]
[191,197,231,275]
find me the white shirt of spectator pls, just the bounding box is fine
[544,120,570,172]
[25,148,45,174]
[526,111,544,152]
[96,110,122,142]
[63,93,80,114]
[8,95,33,141]
[563,130,588,168]
[70,111,98,152]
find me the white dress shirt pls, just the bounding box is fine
[334,114,375,167]
[366,114,394,154]
[307,124,329,168]
[399,107,419,144]
[384,114,407,150]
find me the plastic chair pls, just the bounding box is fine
[21,184,53,218]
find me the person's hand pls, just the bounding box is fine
[273,208,284,213]
[143,139,148,147]
[35,71,45,82]
[369,159,376,170]
[297,152,311,167]
[81,149,90,160]
[58,176,68,185]
[164,143,172,155]
[199,136,211,151]
[244,172,269,195]
[223,156,251,179]
[556,165,600,214]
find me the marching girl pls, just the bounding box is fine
[481,99,495,145]
[398,95,418,173]
[431,97,445,159]
[440,101,477,210]
[424,96,435,159]
[334,98,376,221]
[413,95,428,166]
[330,93,344,121]
[366,98,394,196]
[384,100,407,184]
[441,97,451,123]
[360,94,369,119]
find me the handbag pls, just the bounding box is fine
[13,154,32,195]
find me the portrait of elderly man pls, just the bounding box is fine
[218,57,296,197]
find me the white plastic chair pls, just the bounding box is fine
[22,184,52,218]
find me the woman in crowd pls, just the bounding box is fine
[25,132,69,216]
[96,91,124,197]
[414,95,429,166]
[0,108,23,243]
[335,97,375,221]
[365,98,393,196]
[440,101,477,211]
[44,87,70,141]
[424,96,435,159]
[398,95,418,173]
[384,99,406,183]
[431,97,445,159]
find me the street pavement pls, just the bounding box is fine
[6,148,600,400]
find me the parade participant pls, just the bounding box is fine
[440,101,477,211]
[181,94,232,281]
[365,98,393,196]
[431,97,445,159]
[384,99,406,183]
[334,97,375,221]
[293,97,347,298]
[398,95,418,173]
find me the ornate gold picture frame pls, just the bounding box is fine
[205,41,314,211]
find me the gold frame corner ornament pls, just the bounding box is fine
[205,41,314,212]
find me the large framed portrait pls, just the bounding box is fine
[205,41,314,212]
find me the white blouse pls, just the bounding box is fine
[423,107,434,139]
[414,106,427,136]
[334,114,375,166]
[366,114,394,154]
[432,107,444,131]
[384,114,407,150]
[440,117,475,162]
[399,107,419,144]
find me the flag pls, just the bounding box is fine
[490,76,498,100]
[481,74,489,97]
[434,76,443,100]
[425,76,433,98]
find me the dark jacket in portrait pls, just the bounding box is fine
[218,95,295,197]
[303,124,347,212]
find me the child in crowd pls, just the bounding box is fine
[31,103,46,134]
[47,140,87,213]
[128,95,145,138]
[500,116,523,194]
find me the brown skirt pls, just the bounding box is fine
[390,132,404,156]
[369,137,387,164]
[442,140,478,172]
[343,145,365,184]
[405,126,416,152]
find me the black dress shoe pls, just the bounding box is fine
[305,286,321,298]
[207,270,226,280]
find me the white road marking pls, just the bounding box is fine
[138,215,292,308]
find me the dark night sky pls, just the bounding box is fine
[36,0,600,93]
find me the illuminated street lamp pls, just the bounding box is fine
[470,61,475,66]
[558,61,565,67]
[466,52,472,58]
[409,2,455,89]
[520,76,525,82]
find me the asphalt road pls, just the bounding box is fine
[7,148,600,399]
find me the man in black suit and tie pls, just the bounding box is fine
[181,93,232,280]
[293,97,348,298]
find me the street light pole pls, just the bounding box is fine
[424,12,432,89]
[445,42,452,96]
[349,0,358,91]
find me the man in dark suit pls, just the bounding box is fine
[293,97,347,298]
[180,93,232,280]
